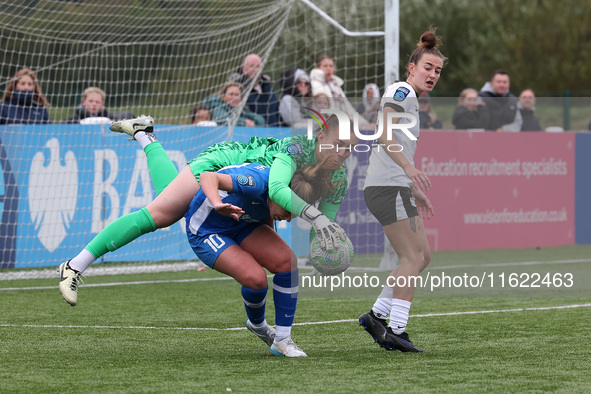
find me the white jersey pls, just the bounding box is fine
[364,81,420,188]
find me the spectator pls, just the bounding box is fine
[64,87,125,124]
[190,105,217,127]
[310,54,369,127]
[356,83,380,124]
[478,69,522,131]
[452,88,490,130]
[279,67,312,128]
[518,89,542,131]
[0,68,50,125]
[418,92,443,129]
[312,93,331,113]
[228,53,280,127]
[203,81,264,127]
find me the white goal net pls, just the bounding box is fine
[0,0,391,274]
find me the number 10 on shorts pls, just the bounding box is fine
[204,234,225,252]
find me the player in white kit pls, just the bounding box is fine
[359,29,447,352]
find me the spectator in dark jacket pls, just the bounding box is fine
[228,54,280,127]
[418,92,443,129]
[64,87,130,124]
[452,88,490,130]
[518,89,542,131]
[478,69,522,131]
[0,68,50,125]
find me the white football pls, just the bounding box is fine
[308,234,354,276]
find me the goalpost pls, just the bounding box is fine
[0,0,396,275]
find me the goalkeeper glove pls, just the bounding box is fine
[301,204,346,250]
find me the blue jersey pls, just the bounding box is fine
[184,163,271,267]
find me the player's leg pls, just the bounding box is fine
[212,244,276,348]
[110,115,179,194]
[360,186,429,352]
[377,217,430,352]
[240,226,306,357]
[59,165,199,306]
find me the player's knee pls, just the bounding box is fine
[420,250,432,272]
[265,251,294,273]
[423,250,432,266]
[149,207,183,228]
[243,273,269,290]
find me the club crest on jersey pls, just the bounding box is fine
[286,143,303,156]
[394,87,410,102]
[236,175,255,187]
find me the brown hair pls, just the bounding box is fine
[406,29,448,77]
[218,81,244,97]
[490,69,510,81]
[2,68,50,107]
[81,86,106,102]
[316,54,333,68]
[310,113,354,138]
[291,155,338,204]
[190,105,211,124]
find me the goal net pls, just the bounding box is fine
[0,0,390,275]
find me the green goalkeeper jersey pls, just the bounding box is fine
[188,134,348,221]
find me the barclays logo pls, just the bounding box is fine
[29,139,78,252]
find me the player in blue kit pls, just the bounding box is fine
[186,160,332,357]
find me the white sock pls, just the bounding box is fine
[372,297,392,319]
[67,249,96,273]
[389,299,411,334]
[275,325,291,342]
[134,131,158,149]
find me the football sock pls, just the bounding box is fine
[242,285,268,325]
[273,270,298,341]
[389,299,411,334]
[144,142,179,195]
[372,285,394,319]
[134,130,158,150]
[80,207,157,269]
[67,249,95,273]
[275,325,291,342]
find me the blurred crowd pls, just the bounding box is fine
[1,62,587,132]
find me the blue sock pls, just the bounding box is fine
[273,270,298,340]
[241,286,268,325]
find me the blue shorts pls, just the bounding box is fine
[187,222,263,268]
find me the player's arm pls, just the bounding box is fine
[269,152,345,249]
[198,172,244,220]
[268,152,307,216]
[378,105,431,191]
[410,183,434,220]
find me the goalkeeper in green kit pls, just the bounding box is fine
[59,114,358,306]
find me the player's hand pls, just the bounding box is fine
[404,165,431,192]
[411,187,434,220]
[301,204,346,250]
[213,202,244,221]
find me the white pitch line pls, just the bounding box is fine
[1,303,589,331]
[2,258,588,292]
[429,258,591,270]
[0,276,238,291]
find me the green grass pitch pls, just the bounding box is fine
[1,245,590,393]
